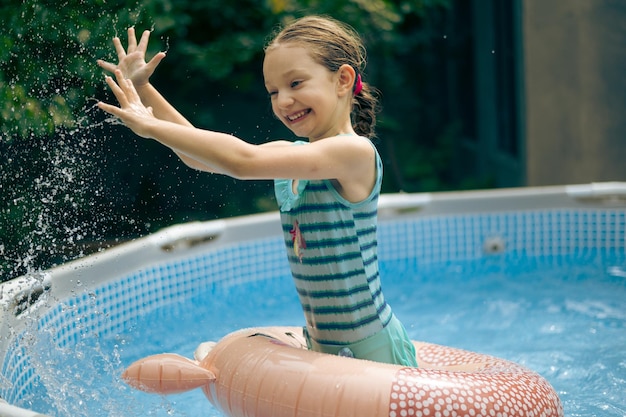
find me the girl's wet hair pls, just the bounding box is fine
[265,16,380,139]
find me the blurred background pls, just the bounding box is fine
[1,0,625,281]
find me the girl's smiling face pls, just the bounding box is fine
[263,45,352,141]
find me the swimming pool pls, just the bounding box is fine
[1,183,625,417]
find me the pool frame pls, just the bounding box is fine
[1,182,625,417]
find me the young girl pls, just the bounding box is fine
[97,16,417,367]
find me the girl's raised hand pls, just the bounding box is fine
[97,27,165,87]
[98,70,157,138]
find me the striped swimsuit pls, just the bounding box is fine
[274,139,395,348]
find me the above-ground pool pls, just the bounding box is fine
[1,183,625,417]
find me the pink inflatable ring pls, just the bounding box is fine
[122,326,563,417]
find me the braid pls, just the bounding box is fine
[352,81,380,139]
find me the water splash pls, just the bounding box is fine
[1,1,162,281]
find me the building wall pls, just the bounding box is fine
[523,0,626,185]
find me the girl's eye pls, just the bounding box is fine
[290,80,302,88]
[268,91,277,98]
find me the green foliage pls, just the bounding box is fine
[3,2,88,138]
[1,0,472,281]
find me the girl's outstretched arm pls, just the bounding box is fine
[97,71,376,202]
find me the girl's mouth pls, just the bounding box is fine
[286,109,311,122]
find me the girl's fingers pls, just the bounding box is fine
[127,27,137,52]
[122,77,141,104]
[105,75,130,108]
[112,37,126,60]
[97,59,117,73]
[110,70,144,108]
[114,69,133,94]
[137,29,151,52]
[145,51,166,73]
[96,101,121,116]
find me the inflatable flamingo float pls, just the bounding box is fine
[122,327,563,417]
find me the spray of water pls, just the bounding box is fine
[0,1,177,415]
[0,1,159,282]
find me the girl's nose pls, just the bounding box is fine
[275,92,295,110]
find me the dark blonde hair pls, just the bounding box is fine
[265,16,380,139]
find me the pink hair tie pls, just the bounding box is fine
[353,73,363,96]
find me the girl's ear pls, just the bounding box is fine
[336,64,357,96]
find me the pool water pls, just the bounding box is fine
[16,249,626,417]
